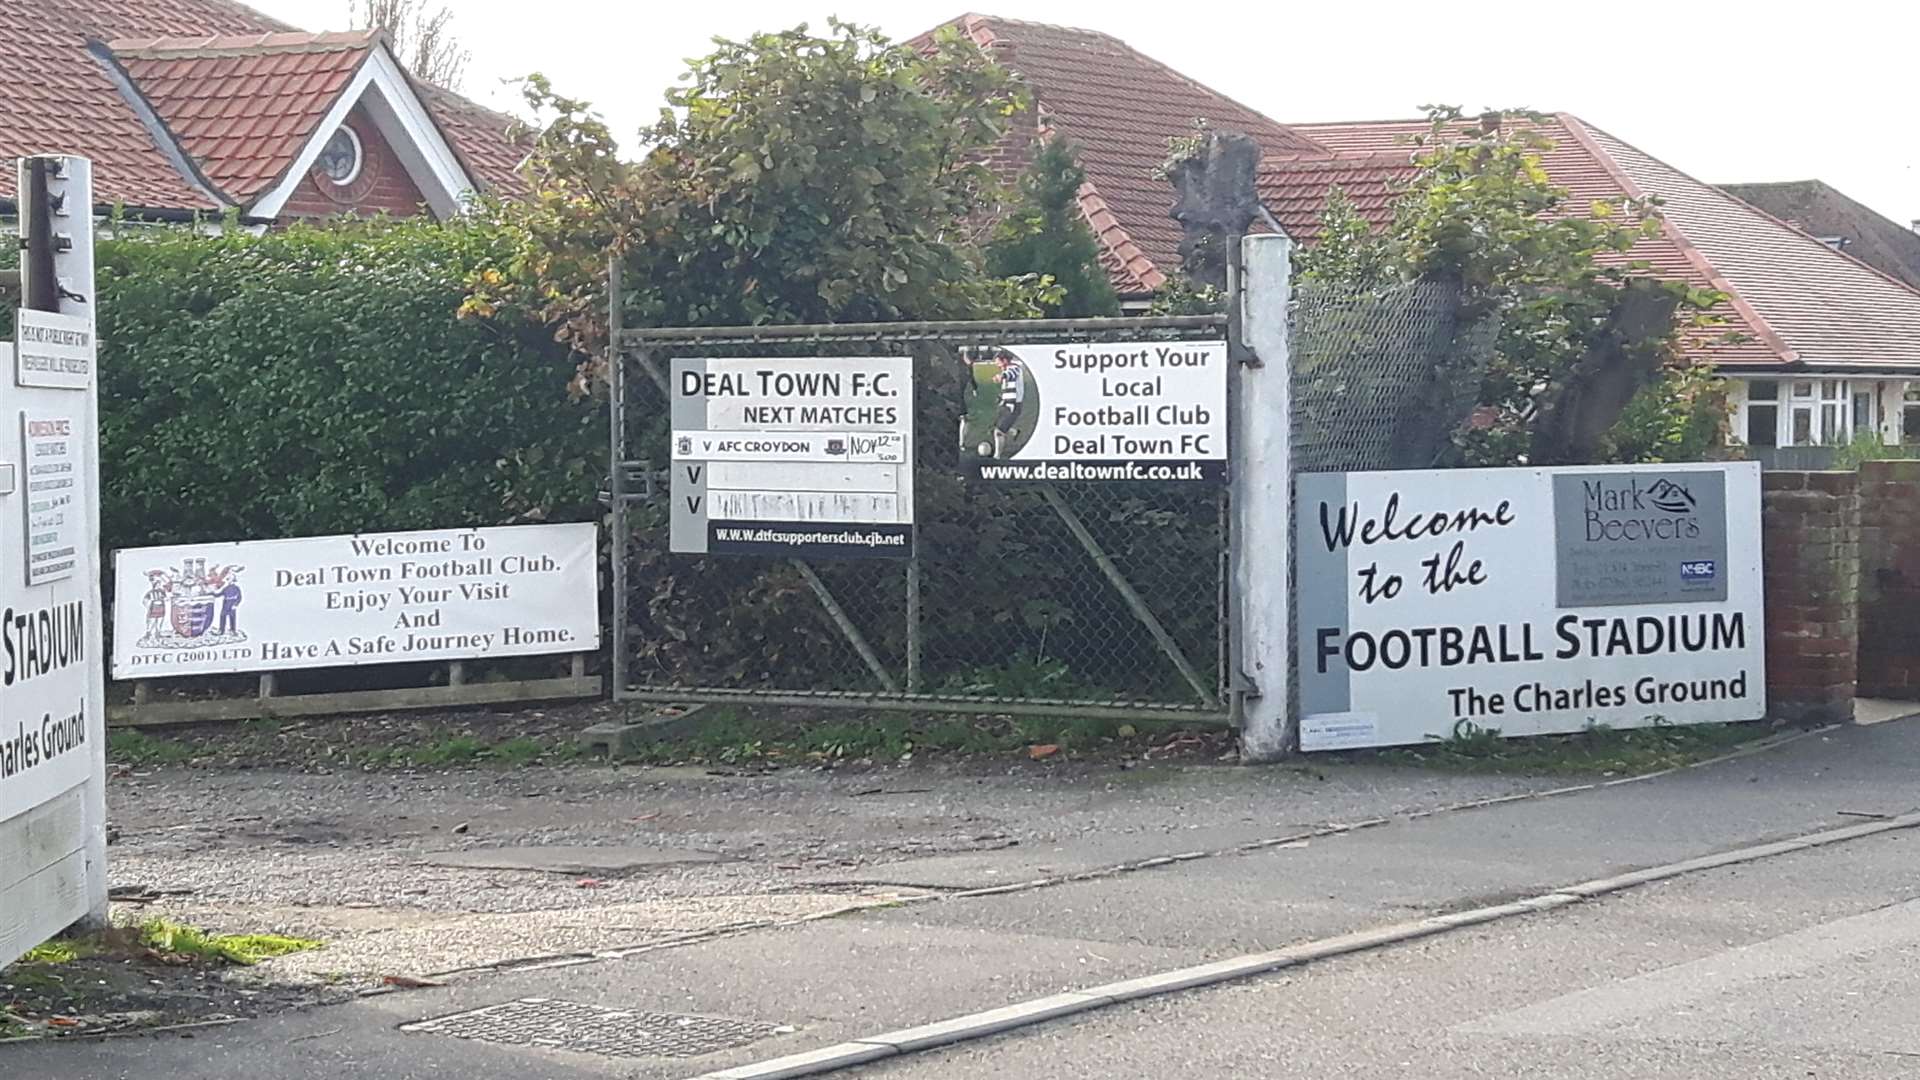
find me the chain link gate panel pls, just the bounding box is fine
[609,308,1234,722]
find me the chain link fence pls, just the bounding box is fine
[1289,279,1500,473]
[611,317,1232,720]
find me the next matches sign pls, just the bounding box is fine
[961,341,1226,483]
[1294,463,1764,751]
[670,357,913,560]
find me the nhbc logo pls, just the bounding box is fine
[1581,476,1702,542]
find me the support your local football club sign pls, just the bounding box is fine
[959,341,1226,483]
[110,524,599,679]
[1294,463,1764,751]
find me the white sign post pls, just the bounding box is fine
[669,357,914,559]
[1294,462,1765,751]
[1,155,108,967]
[110,524,599,679]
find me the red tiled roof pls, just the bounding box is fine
[419,83,530,199]
[0,0,526,212]
[1279,115,1794,367]
[65,0,296,40]
[1583,122,1920,370]
[0,1,230,209]
[1255,151,1415,241]
[114,31,376,202]
[935,14,1326,295]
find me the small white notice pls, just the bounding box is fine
[669,357,914,559]
[15,309,95,390]
[21,412,81,586]
[110,523,600,679]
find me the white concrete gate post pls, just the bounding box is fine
[0,154,110,967]
[1233,234,1294,763]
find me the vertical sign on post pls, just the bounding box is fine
[0,155,108,967]
[669,357,914,559]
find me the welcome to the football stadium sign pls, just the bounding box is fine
[1294,463,1764,751]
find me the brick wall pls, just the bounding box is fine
[1762,472,1859,724]
[281,106,430,220]
[1858,460,1920,699]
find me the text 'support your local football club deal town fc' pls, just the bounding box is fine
[670,357,914,560]
[960,341,1227,483]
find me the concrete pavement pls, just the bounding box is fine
[6,717,1916,1079]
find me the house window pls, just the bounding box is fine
[1905,387,1920,446]
[1788,381,1816,446]
[1853,389,1878,440]
[1744,380,1778,447]
[1771,379,1868,447]
[316,125,365,187]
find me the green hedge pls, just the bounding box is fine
[5,217,601,552]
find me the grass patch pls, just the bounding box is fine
[349,733,579,771]
[616,707,1209,766]
[1366,720,1772,776]
[107,729,198,766]
[134,920,321,967]
[20,938,97,965]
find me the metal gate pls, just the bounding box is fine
[609,298,1234,722]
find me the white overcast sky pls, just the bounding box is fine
[258,1,1915,225]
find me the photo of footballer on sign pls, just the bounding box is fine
[959,341,1226,483]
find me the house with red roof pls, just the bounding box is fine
[935,14,1920,456]
[1266,116,1920,456]
[0,0,526,224]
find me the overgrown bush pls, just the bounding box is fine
[5,215,599,552]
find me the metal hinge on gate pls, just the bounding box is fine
[598,461,657,507]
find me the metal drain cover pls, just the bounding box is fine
[401,998,790,1058]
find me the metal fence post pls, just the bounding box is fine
[905,554,922,694]
[607,256,628,701]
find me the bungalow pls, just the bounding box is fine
[1269,116,1920,456]
[932,14,1920,457]
[0,0,526,223]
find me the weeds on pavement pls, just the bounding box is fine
[1367,719,1772,776]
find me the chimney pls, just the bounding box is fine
[1912,219,1920,234]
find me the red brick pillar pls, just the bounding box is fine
[1763,471,1859,724]
[1858,460,1920,699]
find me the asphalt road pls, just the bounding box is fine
[865,828,1920,1079]
[9,718,1916,1080]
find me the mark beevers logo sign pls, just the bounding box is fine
[959,341,1226,483]
[1294,463,1763,752]
[1553,471,1729,607]
[109,524,600,679]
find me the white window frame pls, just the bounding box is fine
[1734,376,1895,448]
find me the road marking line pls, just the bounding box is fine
[690,810,1919,1080]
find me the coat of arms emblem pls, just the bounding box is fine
[138,558,247,649]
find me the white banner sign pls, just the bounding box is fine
[111,523,600,679]
[15,309,95,390]
[1294,463,1765,751]
[961,341,1226,483]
